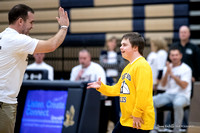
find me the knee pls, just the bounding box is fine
[153,98,160,108]
[173,102,184,109]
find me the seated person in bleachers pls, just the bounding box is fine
[70,49,106,84]
[152,46,192,133]
[27,53,54,80]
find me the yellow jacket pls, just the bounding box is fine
[97,57,155,130]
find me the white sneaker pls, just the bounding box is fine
[149,129,158,133]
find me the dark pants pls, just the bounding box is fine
[112,122,150,133]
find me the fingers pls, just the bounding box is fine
[87,85,92,89]
[56,17,59,22]
[137,122,141,129]
[87,82,93,86]
[98,77,101,82]
[133,121,136,128]
[87,82,96,89]
[131,116,143,129]
[140,119,144,124]
[133,121,141,129]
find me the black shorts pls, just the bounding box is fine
[112,121,150,133]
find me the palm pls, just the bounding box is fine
[87,78,101,89]
[57,7,69,26]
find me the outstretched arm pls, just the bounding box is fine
[87,78,121,96]
[34,7,69,53]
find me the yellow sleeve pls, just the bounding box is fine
[96,79,122,96]
[132,64,153,118]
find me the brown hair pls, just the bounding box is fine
[8,4,34,24]
[104,36,118,51]
[122,32,145,55]
[150,38,168,52]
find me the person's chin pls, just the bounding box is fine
[122,54,127,59]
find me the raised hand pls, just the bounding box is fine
[56,7,69,27]
[166,61,172,75]
[75,69,84,80]
[87,78,102,89]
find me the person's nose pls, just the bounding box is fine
[120,46,123,50]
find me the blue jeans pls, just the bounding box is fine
[153,93,189,133]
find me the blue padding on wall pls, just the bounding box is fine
[173,32,179,40]
[60,0,93,8]
[174,18,188,30]
[62,34,105,46]
[133,6,145,18]
[133,19,144,31]
[134,0,189,4]
[174,4,189,16]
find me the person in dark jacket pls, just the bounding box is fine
[171,25,200,82]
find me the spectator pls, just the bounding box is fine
[152,46,192,133]
[27,53,54,80]
[0,4,69,133]
[147,38,168,91]
[70,49,106,84]
[171,25,200,81]
[99,36,125,132]
[100,36,125,83]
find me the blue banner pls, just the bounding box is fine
[20,90,68,133]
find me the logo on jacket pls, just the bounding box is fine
[120,81,130,94]
[186,48,192,55]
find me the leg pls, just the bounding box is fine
[0,102,17,133]
[112,121,121,133]
[173,95,189,133]
[153,93,173,127]
[113,122,150,133]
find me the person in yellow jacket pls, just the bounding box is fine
[87,32,155,133]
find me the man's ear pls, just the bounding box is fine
[18,18,24,26]
[132,46,138,52]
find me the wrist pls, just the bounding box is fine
[60,25,68,29]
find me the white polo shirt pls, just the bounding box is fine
[0,27,38,104]
[70,61,106,84]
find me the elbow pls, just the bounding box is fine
[50,46,57,52]
[181,82,188,89]
[181,84,188,89]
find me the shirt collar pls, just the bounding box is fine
[130,56,142,64]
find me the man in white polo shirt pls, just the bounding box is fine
[0,4,69,133]
[152,46,192,133]
[70,49,106,84]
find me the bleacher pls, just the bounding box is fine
[0,0,199,79]
[1,0,200,133]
